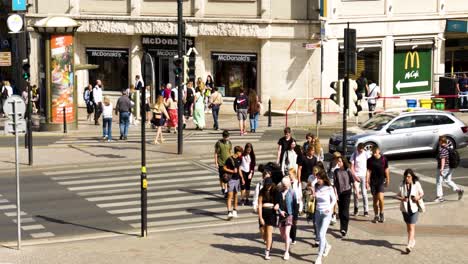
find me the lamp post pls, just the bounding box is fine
[32,16,80,131]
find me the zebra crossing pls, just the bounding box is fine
[45,149,403,232]
[52,128,265,146]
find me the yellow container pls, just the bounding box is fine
[419,99,432,109]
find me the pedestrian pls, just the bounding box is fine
[281,139,298,176]
[224,146,243,219]
[184,81,195,119]
[83,84,94,122]
[253,170,272,213]
[366,146,390,223]
[350,143,371,217]
[233,87,249,135]
[163,83,172,100]
[1,80,13,117]
[144,85,151,127]
[303,133,314,155]
[205,75,214,112]
[101,96,113,142]
[366,80,380,119]
[297,146,318,189]
[193,86,206,130]
[31,85,39,114]
[312,134,324,162]
[151,95,169,144]
[209,86,223,130]
[288,168,303,245]
[240,143,256,206]
[457,73,468,109]
[396,169,425,253]
[277,176,298,260]
[128,84,139,126]
[313,170,337,264]
[93,79,103,125]
[435,136,464,202]
[248,90,261,133]
[327,152,342,225]
[257,179,277,260]
[356,71,368,98]
[276,127,295,165]
[307,164,325,247]
[115,90,132,140]
[21,86,28,104]
[214,130,232,197]
[135,75,144,90]
[333,156,355,237]
[164,91,178,134]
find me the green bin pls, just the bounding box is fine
[431,98,445,110]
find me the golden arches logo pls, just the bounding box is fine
[405,51,420,70]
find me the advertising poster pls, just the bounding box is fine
[393,49,432,94]
[50,35,74,123]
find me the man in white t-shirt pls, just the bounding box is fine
[350,143,372,217]
[367,80,380,119]
[93,80,103,125]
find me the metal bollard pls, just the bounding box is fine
[268,99,272,127]
[63,107,67,134]
[316,100,322,138]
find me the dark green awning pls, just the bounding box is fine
[447,20,468,33]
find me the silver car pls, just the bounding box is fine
[328,109,468,156]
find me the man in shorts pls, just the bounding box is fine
[234,88,249,135]
[224,146,243,219]
[366,146,389,223]
[214,130,232,198]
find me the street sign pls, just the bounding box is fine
[304,43,321,50]
[7,14,23,33]
[3,95,26,120]
[0,52,12,66]
[4,119,26,134]
[393,49,432,94]
[12,0,27,11]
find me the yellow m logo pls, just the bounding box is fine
[405,51,420,70]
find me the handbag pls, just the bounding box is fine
[306,195,315,214]
[222,173,232,183]
[417,199,426,213]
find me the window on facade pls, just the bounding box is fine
[86,48,128,92]
[339,48,380,86]
[212,53,257,97]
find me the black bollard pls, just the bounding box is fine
[268,99,272,127]
[63,106,67,134]
[316,100,322,124]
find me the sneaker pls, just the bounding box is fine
[240,199,245,206]
[283,252,290,260]
[119,135,123,140]
[364,211,369,217]
[312,241,319,248]
[291,240,296,245]
[107,139,112,142]
[353,207,358,216]
[330,214,337,225]
[227,211,233,219]
[232,210,238,218]
[340,230,347,238]
[102,136,107,140]
[379,213,385,223]
[406,245,412,254]
[315,256,322,264]
[323,244,332,257]
[434,197,445,202]
[372,216,379,223]
[265,250,270,260]
[458,189,464,200]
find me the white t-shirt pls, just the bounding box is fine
[368,83,380,104]
[240,154,251,172]
[93,86,103,103]
[102,103,113,118]
[350,150,371,177]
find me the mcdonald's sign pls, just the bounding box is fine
[404,51,420,70]
[393,49,432,94]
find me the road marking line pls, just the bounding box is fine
[21,224,45,231]
[4,211,26,217]
[0,204,16,210]
[390,167,436,185]
[12,217,35,224]
[130,213,255,228]
[30,232,55,238]
[0,199,9,203]
[107,200,223,215]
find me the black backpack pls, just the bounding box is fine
[264,162,283,185]
[449,148,461,168]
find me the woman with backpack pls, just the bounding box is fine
[83,84,94,122]
[277,176,298,260]
[281,140,299,176]
[333,156,356,238]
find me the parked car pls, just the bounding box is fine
[329,109,468,156]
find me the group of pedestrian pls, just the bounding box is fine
[233,88,262,135]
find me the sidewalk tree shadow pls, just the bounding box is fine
[35,215,138,237]
[342,237,406,254]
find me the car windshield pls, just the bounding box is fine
[360,114,395,131]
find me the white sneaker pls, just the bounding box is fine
[323,244,332,257]
[232,210,238,218]
[227,211,233,219]
[315,256,322,264]
[330,214,337,225]
[283,252,290,260]
[265,250,271,260]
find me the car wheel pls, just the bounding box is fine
[364,142,377,152]
[446,137,456,149]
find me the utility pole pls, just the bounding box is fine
[177,0,184,154]
[140,54,148,238]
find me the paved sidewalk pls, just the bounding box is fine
[0,195,465,264]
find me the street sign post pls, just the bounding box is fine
[393,49,432,94]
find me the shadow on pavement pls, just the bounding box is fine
[35,215,138,237]
[341,237,406,254]
[185,208,226,221]
[68,144,126,159]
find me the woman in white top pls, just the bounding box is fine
[288,168,303,245]
[396,169,424,253]
[240,143,256,206]
[313,170,337,264]
[281,140,298,176]
[101,96,113,142]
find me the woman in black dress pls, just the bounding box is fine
[258,181,278,260]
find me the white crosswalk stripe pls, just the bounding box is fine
[50,149,402,231]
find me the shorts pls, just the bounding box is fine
[218,166,225,181]
[228,178,241,193]
[240,170,252,191]
[279,215,293,227]
[402,212,419,224]
[261,207,277,227]
[237,109,248,121]
[370,183,385,195]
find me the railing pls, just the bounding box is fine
[285,98,296,127]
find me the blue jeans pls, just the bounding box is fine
[315,210,332,257]
[119,112,130,137]
[460,91,468,109]
[211,105,220,129]
[436,168,459,197]
[249,112,259,131]
[102,118,112,140]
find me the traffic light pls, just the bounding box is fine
[22,59,30,81]
[173,56,182,76]
[183,55,189,84]
[329,81,342,106]
[347,79,361,116]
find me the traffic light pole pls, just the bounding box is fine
[140,54,148,237]
[20,12,33,165]
[177,0,184,155]
[342,22,350,156]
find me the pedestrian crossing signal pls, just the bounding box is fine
[330,81,342,106]
[173,57,182,76]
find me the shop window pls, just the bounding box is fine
[86,48,129,92]
[212,52,257,97]
[339,49,380,86]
